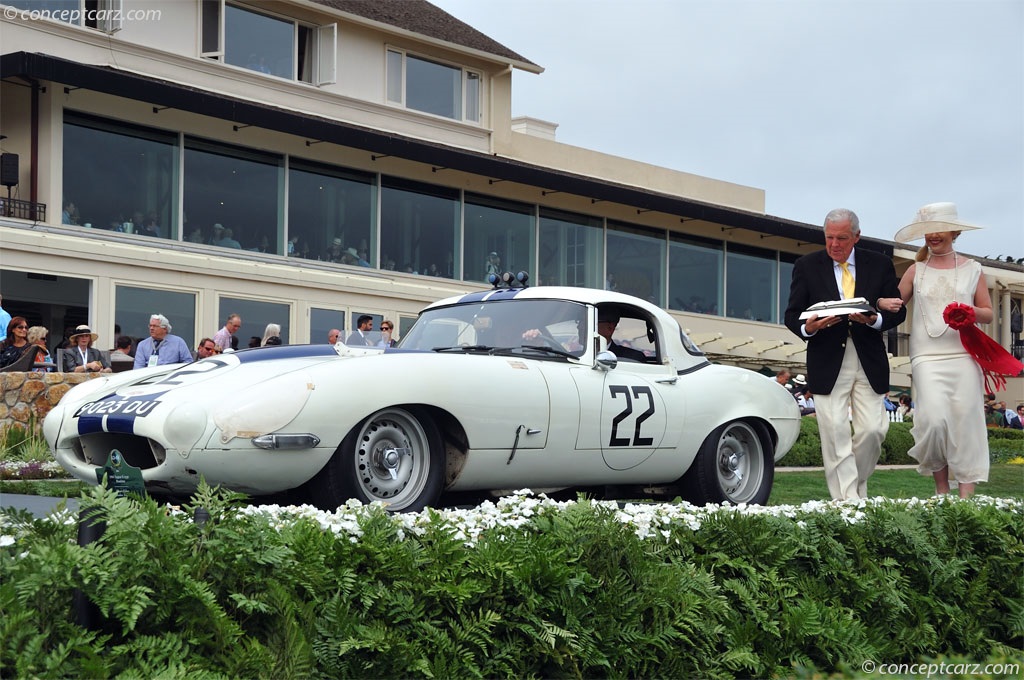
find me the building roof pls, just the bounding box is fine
[310,0,539,70]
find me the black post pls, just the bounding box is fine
[72,507,106,630]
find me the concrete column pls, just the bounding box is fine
[1002,288,1013,349]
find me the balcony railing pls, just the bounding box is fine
[0,197,46,221]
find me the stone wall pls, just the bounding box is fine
[1,372,102,435]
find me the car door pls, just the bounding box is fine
[571,360,673,470]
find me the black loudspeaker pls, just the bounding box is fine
[0,153,18,187]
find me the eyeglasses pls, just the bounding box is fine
[381,327,392,331]
[14,325,27,329]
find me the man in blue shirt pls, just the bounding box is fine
[0,294,11,342]
[134,314,194,369]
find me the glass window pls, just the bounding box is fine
[725,244,778,323]
[669,234,723,315]
[464,193,534,284]
[115,285,196,348]
[311,307,346,345]
[386,50,477,123]
[606,222,666,306]
[406,54,461,119]
[224,4,294,79]
[778,253,798,324]
[465,71,481,123]
[184,137,283,254]
[219,297,290,347]
[288,160,375,265]
[63,112,178,240]
[380,177,459,277]
[386,49,403,103]
[538,209,604,289]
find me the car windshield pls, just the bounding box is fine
[400,299,589,357]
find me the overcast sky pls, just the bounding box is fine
[430,0,1023,261]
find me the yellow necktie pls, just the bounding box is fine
[839,262,855,299]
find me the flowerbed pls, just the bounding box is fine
[2,486,1021,678]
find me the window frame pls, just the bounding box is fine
[201,0,337,86]
[385,47,482,124]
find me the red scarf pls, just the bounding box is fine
[943,302,1024,393]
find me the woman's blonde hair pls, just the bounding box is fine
[27,326,49,345]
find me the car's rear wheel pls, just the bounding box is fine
[679,420,774,505]
[308,406,444,513]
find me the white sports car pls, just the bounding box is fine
[45,279,800,512]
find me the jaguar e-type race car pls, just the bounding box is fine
[45,280,800,512]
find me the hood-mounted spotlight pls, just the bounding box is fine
[488,271,530,289]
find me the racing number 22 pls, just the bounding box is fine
[608,385,655,447]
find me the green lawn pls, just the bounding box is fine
[769,464,1024,505]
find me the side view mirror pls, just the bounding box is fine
[594,350,618,371]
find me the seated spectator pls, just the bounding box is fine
[248,336,262,349]
[797,389,816,417]
[897,394,914,420]
[62,324,111,373]
[195,337,218,360]
[264,335,282,346]
[262,323,281,346]
[27,326,55,372]
[0,317,30,368]
[109,335,135,366]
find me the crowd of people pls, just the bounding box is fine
[0,308,405,374]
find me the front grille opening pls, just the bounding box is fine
[76,433,164,470]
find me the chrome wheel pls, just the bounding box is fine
[714,421,765,503]
[351,408,440,510]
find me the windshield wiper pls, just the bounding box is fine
[432,345,494,353]
[500,345,576,360]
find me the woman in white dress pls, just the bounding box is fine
[879,203,992,498]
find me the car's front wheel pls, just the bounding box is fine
[308,406,444,513]
[679,420,774,505]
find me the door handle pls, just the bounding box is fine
[655,377,678,385]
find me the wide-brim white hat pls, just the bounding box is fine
[69,324,99,342]
[893,202,982,243]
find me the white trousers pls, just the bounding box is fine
[813,341,889,500]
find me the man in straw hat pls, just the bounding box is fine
[784,208,907,501]
[885,202,1017,498]
[62,324,111,373]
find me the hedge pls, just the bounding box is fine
[782,419,1024,467]
[1,485,1022,678]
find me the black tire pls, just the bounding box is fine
[679,420,774,505]
[308,406,444,513]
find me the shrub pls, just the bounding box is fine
[782,418,1021,466]
[1,487,1021,678]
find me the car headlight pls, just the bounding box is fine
[213,373,315,443]
[164,401,210,457]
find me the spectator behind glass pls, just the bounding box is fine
[26,326,54,372]
[262,323,281,346]
[62,324,111,373]
[0,316,30,368]
[109,335,135,366]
